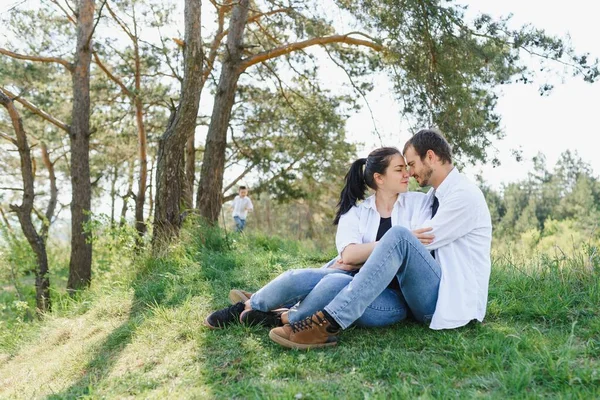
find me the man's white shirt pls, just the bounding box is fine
[421,168,493,330]
[231,196,254,219]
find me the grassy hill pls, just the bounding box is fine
[1,223,599,399]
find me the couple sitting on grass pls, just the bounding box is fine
[205,129,492,350]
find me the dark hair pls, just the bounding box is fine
[239,186,247,190]
[403,129,452,164]
[333,147,401,225]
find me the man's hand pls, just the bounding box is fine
[412,227,434,245]
[329,258,362,272]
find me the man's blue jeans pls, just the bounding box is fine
[233,216,246,232]
[250,259,408,327]
[324,226,441,329]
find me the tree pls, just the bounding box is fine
[67,0,96,290]
[152,0,203,247]
[0,91,56,312]
[0,0,97,291]
[194,0,383,224]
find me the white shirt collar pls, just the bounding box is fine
[360,193,405,211]
[433,166,459,201]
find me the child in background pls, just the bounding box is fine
[231,186,254,232]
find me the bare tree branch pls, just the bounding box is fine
[0,87,70,132]
[239,32,384,71]
[221,152,306,203]
[105,1,135,41]
[223,161,258,194]
[50,0,77,24]
[0,131,17,145]
[40,142,57,238]
[0,48,73,72]
[92,52,133,96]
[86,0,107,48]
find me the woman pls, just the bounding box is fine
[205,147,433,328]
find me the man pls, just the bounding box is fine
[231,186,254,232]
[269,129,492,349]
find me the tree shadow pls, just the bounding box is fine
[46,256,188,399]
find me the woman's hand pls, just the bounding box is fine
[330,258,362,272]
[412,227,434,245]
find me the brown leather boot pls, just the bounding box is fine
[269,311,340,349]
[228,289,253,304]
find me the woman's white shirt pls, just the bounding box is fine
[335,192,430,256]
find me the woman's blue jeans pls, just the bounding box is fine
[324,226,441,329]
[249,259,408,327]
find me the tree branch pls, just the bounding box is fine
[223,161,258,194]
[0,87,70,132]
[50,0,77,24]
[0,48,73,72]
[201,0,231,85]
[239,33,383,72]
[0,130,17,145]
[221,152,305,203]
[86,0,107,48]
[40,142,57,238]
[92,52,133,97]
[105,1,135,41]
[0,206,15,237]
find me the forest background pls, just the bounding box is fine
[0,0,599,397]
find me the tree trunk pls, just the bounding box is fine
[134,95,148,238]
[196,0,249,223]
[0,91,51,313]
[120,160,135,225]
[148,154,155,220]
[109,164,118,226]
[67,0,95,292]
[152,0,203,248]
[184,134,195,209]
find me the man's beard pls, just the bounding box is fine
[418,166,434,187]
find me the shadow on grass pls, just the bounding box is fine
[45,226,333,398]
[46,254,198,399]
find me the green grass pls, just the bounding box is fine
[1,222,599,399]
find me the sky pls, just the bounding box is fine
[342,0,600,190]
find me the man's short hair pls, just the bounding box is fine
[239,186,247,190]
[403,128,453,164]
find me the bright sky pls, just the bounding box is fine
[345,0,600,190]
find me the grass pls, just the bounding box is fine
[0,222,599,399]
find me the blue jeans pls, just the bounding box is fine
[233,216,246,232]
[250,259,408,327]
[324,226,441,329]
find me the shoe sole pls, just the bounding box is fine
[229,289,252,304]
[268,330,337,350]
[203,317,220,330]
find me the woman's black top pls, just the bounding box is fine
[376,216,392,241]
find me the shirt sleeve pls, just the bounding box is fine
[246,198,254,210]
[420,189,480,250]
[335,207,363,256]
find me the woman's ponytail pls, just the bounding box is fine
[333,158,368,225]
